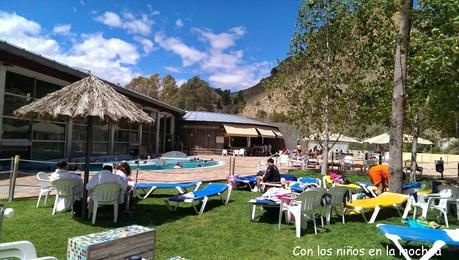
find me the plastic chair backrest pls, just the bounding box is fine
[91,183,121,202]
[51,179,79,197]
[0,241,38,259]
[296,188,326,213]
[239,149,245,155]
[328,186,350,206]
[438,189,453,208]
[438,185,459,200]
[37,172,51,189]
[279,155,289,163]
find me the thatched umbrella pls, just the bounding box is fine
[14,74,153,217]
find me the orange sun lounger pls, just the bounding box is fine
[346,192,409,224]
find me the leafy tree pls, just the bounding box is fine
[271,112,288,123]
[269,0,396,175]
[405,0,459,181]
[256,109,267,119]
[160,75,179,104]
[389,0,414,193]
[126,73,160,98]
[174,76,221,111]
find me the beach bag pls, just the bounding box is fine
[227,174,239,189]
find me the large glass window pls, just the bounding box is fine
[2,118,30,140]
[114,143,128,155]
[35,79,61,98]
[5,71,34,96]
[32,142,64,160]
[71,142,85,158]
[72,124,87,141]
[3,94,28,116]
[2,71,66,160]
[32,121,65,141]
[93,121,109,156]
[0,145,30,159]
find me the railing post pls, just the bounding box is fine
[8,155,20,202]
[232,156,236,176]
[228,156,232,176]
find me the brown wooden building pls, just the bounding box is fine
[177,111,284,154]
[0,40,184,160]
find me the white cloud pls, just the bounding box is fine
[123,13,152,35]
[201,50,243,72]
[53,24,72,35]
[0,11,141,85]
[95,11,152,36]
[95,11,122,28]
[208,61,271,90]
[147,4,160,16]
[153,26,269,90]
[154,32,206,66]
[193,26,246,50]
[0,11,61,56]
[164,66,181,73]
[175,19,184,28]
[134,36,154,54]
[176,78,187,87]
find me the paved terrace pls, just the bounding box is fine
[0,155,458,200]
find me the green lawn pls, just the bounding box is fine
[1,171,458,259]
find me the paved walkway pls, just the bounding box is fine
[1,155,457,199]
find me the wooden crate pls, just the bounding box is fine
[67,225,155,260]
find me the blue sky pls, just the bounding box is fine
[0,0,300,91]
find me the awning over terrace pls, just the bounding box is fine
[256,127,277,138]
[223,124,259,137]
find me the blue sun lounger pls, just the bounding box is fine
[377,224,459,260]
[165,183,232,215]
[134,181,202,199]
[234,174,298,190]
[289,177,321,193]
[234,176,258,189]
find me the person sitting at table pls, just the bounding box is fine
[87,165,127,204]
[256,158,281,191]
[114,162,135,187]
[367,160,390,195]
[50,161,84,212]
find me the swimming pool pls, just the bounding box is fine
[124,158,220,171]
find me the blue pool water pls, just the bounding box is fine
[125,158,220,171]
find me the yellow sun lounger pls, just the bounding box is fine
[346,192,409,224]
[322,176,365,190]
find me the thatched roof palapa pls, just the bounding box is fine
[14,75,153,124]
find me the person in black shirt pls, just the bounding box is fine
[256,158,281,191]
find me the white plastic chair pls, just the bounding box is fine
[403,189,452,227]
[278,188,327,237]
[221,149,228,156]
[327,186,351,224]
[88,183,122,225]
[437,185,459,220]
[51,179,80,215]
[36,172,53,207]
[0,241,57,260]
[277,154,290,169]
[233,149,239,156]
[239,149,245,156]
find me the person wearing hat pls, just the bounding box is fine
[367,160,390,195]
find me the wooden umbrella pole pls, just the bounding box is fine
[81,116,94,218]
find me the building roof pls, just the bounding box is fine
[181,111,277,128]
[0,40,184,114]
